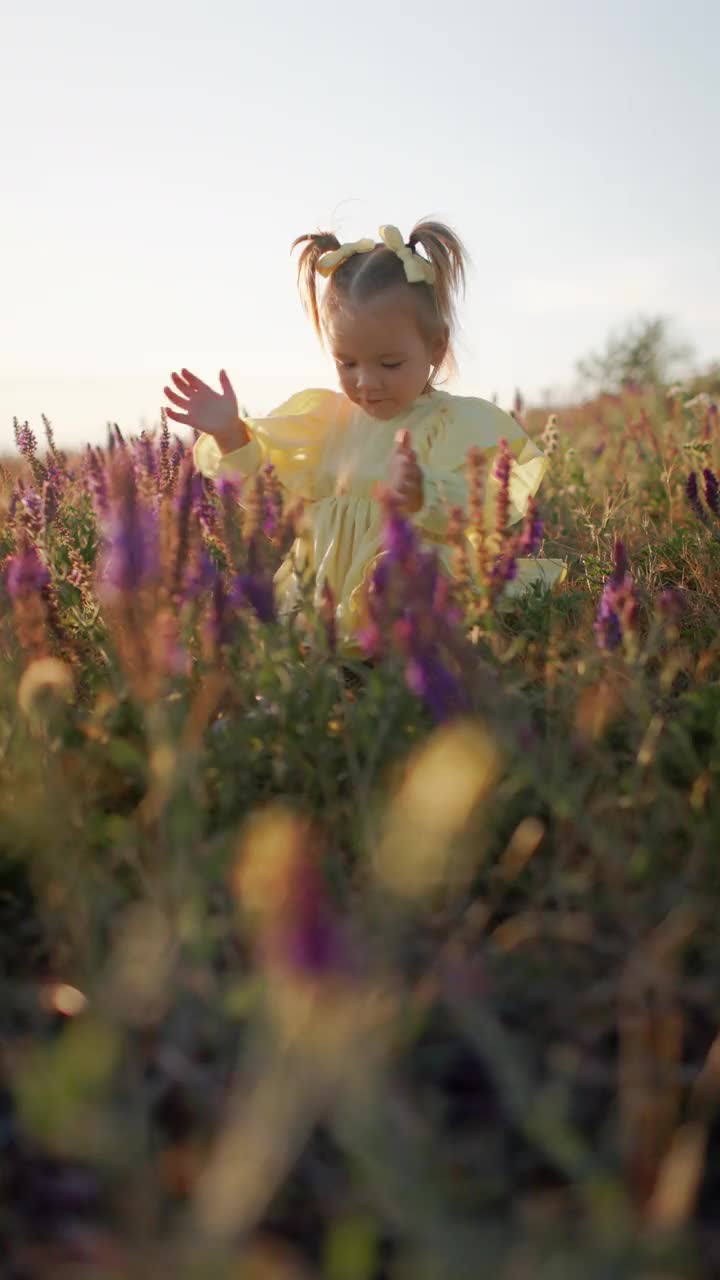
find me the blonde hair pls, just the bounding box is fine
[291,220,467,382]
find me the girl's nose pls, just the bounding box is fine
[356,367,380,390]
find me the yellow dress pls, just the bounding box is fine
[193,387,565,646]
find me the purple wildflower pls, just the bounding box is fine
[361,487,469,720]
[42,478,58,530]
[686,472,707,523]
[100,464,160,594]
[216,475,239,503]
[265,849,349,980]
[261,465,283,540]
[159,412,171,492]
[169,461,196,595]
[493,439,512,535]
[138,433,158,481]
[41,414,58,456]
[702,468,720,518]
[385,512,417,563]
[19,490,43,539]
[282,912,346,977]
[86,447,110,516]
[168,439,185,492]
[185,548,217,599]
[102,508,159,592]
[519,498,544,557]
[405,652,467,723]
[14,420,38,458]
[594,538,638,652]
[6,546,50,599]
[231,572,276,624]
[198,479,217,533]
[490,550,518,584]
[594,588,623,651]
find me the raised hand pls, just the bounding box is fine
[389,428,424,514]
[162,368,248,450]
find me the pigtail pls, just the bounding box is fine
[291,232,341,341]
[408,220,467,344]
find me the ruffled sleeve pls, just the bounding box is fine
[413,395,546,536]
[192,388,349,500]
[414,394,566,593]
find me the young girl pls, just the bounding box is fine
[163,221,564,646]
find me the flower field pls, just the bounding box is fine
[2,385,720,1278]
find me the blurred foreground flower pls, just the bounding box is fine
[97,458,160,598]
[6,544,50,598]
[374,719,502,901]
[197,810,392,1241]
[17,657,74,723]
[234,807,350,983]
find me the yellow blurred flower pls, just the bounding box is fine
[374,718,502,900]
[17,657,74,722]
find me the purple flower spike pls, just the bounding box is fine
[15,421,38,458]
[385,513,417,563]
[186,549,217,599]
[686,472,708,523]
[519,498,544,556]
[594,539,639,652]
[702,468,720,519]
[6,546,50,599]
[100,463,160,595]
[594,591,623,651]
[282,905,345,978]
[405,652,467,723]
[103,507,160,592]
[231,572,276,624]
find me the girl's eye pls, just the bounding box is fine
[382,362,403,369]
[339,361,356,370]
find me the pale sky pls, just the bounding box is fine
[2,0,719,453]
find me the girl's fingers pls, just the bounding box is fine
[181,368,214,395]
[165,407,192,425]
[171,370,193,394]
[164,386,191,410]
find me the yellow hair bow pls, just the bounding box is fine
[379,224,435,285]
[315,226,435,285]
[316,238,375,278]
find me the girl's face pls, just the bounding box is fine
[325,288,448,421]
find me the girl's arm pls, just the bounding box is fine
[188,384,346,498]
